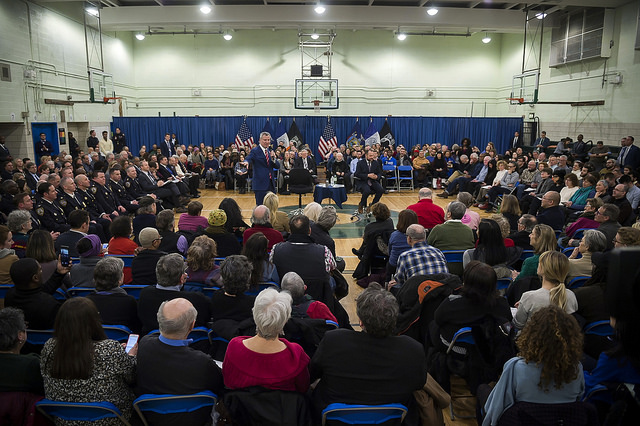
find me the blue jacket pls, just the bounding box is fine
[245,146,275,191]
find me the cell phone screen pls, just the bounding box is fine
[125,334,139,354]
[60,247,71,267]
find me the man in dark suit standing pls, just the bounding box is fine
[534,131,550,151]
[35,133,53,162]
[243,132,276,206]
[510,131,522,151]
[618,135,640,172]
[354,150,384,213]
[0,136,12,163]
[160,133,175,159]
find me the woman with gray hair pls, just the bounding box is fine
[222,288,310,392]
[86,256,140,333]
[6,210,31,258]
[210,255,256,322]
[0,307,44,394]
[310,205,345,271]
[566,229,607,282]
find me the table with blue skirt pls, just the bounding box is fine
[313,184,347,209]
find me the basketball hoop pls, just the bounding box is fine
[313,99,321,113]
[507,97,525,104]
[103,96,122,104]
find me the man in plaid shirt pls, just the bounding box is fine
[389,224,448,289]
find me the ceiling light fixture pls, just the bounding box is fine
[223,32,232,41]
[536,12,547,20]
[397,33,407,41]
[427,8,438,16]
[85,7,99,17]
[135,33,145,41]
[200,5,212,14]
[314,5,326,14]
[482,32,491,44]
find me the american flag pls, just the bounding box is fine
[318,120,338,160]
[234,120,254,150]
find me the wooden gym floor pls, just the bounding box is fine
[186,186,481,425]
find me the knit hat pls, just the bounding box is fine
[77,234,102,258]
[208,209,227,227]
[139,227,161,248]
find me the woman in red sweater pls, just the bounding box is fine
[106,216,138,284]
[222,288,310,392]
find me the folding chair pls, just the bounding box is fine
[146,327,210,343]
[245,281,280,296]
[382,165,398,191]
[442,250,466,276]
[322,403,407,425]
[562,247,581,258]
[133,391,217,426]
[36,400,131,425]
[105,254,134,267]
[202,287,221,298]
[397,166,414,191]
[497,278,512,292]
[67,286,96,298]
[567,276,590,289]
[26,329,54,346]
[53,288,69,301]
[103,325,132,343]
[584,320,614,337]
[0,283,12,298]
[520,250,535,261]
[121,285,147,300]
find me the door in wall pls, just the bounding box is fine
[31,122,59,164]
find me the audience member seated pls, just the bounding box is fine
[390,224,448,289]
[508,214,537,250]
[136,298,223,426]
[263,192,291,234]
[464,219,522,279]
[406,187,445,230]
[561,198,603,247]
[386,209,419,280]
[131,227,167,286]
[520,167,554,215]
[500,195,522,232]
[242,233,279,288]
[0,307,44,395]
[611,184,633,225]
[184,235,222,290]
[280,272,336,322]
[219,198,250,240]
[535,191,565,231]
[211,255,256,323]
[25,230,58,283]
[86,257,140,333]
[490,213,517,248]
[310,283,427,423]
[156,209,188,255]
[5,258,69,330]
[243,205,284,251]
[106,215,138,284]
[565,174,597,212]
[223,288,310,392]
[566,229,606,282]
[138,253,212,335]
[457,192,480,230]
[559,173,579,205]
[591,203,622,250]
[303,202,322,223]
[40,298,136,423]
[513,251,577,330]
[427,201,476,251]
[132,196,157,242]
[6,210,31,259]
[0,225,18,284]
[352,202,394,258]
[310,206,344,271]
[512,224,557,282]
[177,200,208,233]
[203,209,242,257]
[69,234,103,287]
[53,210,90,258]
[482,306,585,426]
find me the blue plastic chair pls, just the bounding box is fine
[103,325,133,343]
[567,276,590,289]
[36,400,131,425]
[0,283,12,298]
[26,329,54,346]
[70,257,81,265]
[584,320,614,337]
[572,228,592,241]
[121,285,147,299]
[520,250,535,260]
[397,166,414,191]
[53,287,69,301]
[497,278,512,291]
[105,254,134,267]
[214,257,226,265]
[442,250,466,275]
[202,287,221,298]
[133,391,217,426]
[67,286,96,298]
[245,281,280,296]
[322,403,407,425]
[326,320,339,328]
[445,327,476,420]
[382,165,398,191]
[147,327,210,343]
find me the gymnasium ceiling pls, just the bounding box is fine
[32,0,631,35]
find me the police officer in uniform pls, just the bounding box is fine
[108,167,139,213]
[35,182,70,233]
[75,174,113,240]
[59,176,107,242]
[90,170,126,219]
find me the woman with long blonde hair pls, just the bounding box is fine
[263,192,290,233]
[513,250,577,329]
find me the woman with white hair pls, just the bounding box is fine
[222,288,310,392]
[566,229,607,282]
[303,202,322,223]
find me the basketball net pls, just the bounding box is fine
[313,99,321,113]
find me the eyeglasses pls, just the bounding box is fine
[595,211,604,215]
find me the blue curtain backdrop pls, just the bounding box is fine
[112,116,523,157]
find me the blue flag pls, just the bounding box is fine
[261,118,273,144]
[363,119,380,147]
[346,119,362,148]
[275,118,290,148]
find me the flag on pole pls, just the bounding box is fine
[261,118,274,148]
[234,118,254,151]
[318,118,338,160]
[363,119,380,147]
[379,119,396,148]
[275,118,290,148]
[287,119,304,149]
[345,118,362,148]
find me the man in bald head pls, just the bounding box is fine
[535,191,565,231]
[136,298,223,425]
